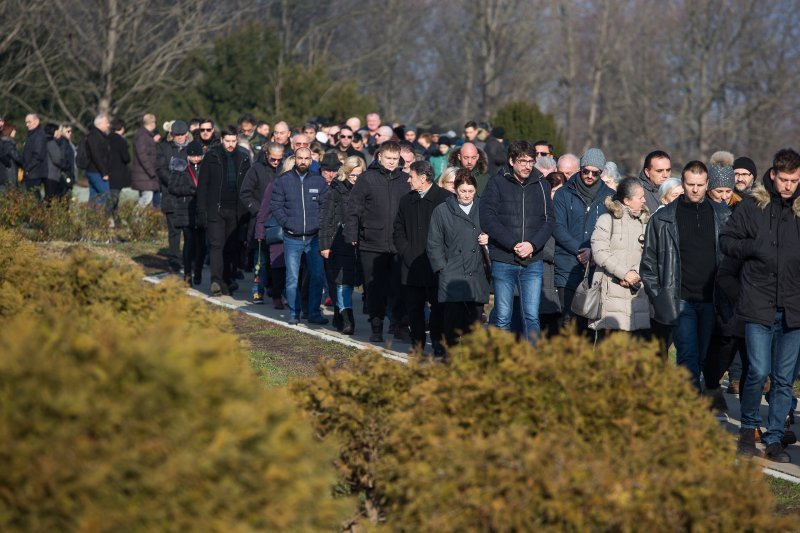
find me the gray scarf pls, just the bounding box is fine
[575,176,601,205]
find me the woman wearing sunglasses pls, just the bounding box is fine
[588,177,652,339]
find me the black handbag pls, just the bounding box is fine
[570,262,602,320]
[264,216,284,246]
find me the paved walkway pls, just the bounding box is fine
[145,269,800,482]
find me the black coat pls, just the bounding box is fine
[393,182,452,286]
[22,126,48,181]
[240,151,281,239]
[427,196,490,304]
[343,160,409,253]
[168,162,200,229]
[479,166,555,265]
[0,137,22,187]
[156,141,189,214]
[320,179,361,286]
[107,132,131,190]
[483,136,508,177]
[719,176,800,328]
[85,126,111,176]
[196,146,251,227]
[640,197,730,326]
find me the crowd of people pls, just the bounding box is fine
[2,110,800,464]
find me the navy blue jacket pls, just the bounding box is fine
[552,175,614,289]
[270,169,328,238]
[480,166,555,265]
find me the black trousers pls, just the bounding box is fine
[651,319,673,362]
[442,301,482,347]
[165,213,182,270]
[181,226,206,279]
[557,287,589,334]
[44,179,65,201]
[704,334,747,391]
[360,251,401,321]
[207,208,240,286]
[404,285,443,351]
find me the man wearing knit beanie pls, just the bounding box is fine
[552,147,614,331]
[733,156,757,192]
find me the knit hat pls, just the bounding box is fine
[491,126,505,138]
[733,156,757,178]
[320,152,341,171]
[186,140,203,156]
[438,136,452,147]
[708,165,734,190]
[580,148,606,170]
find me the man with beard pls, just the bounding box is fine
[241,142,284,304]
[197,126,251,296]
[733,156,758,193]
[448,142,489,195]
[270,147,329,325]
[197,118,219,153]
[637,150,672,213]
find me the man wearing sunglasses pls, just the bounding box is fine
[334,126,365,162]
[553,147,614,331]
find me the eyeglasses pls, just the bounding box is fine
[582,168,602,177]
[339,134,353,139]
[536,151,551,157]
[268,157,282,163]
[348,173,360,179]
[200,128,213,132]
[734,172,752,178]
[515,158,535,167]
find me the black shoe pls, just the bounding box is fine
[369,317,384,342]
[765,442,791,463]
[393,325,412,343]
[307,315,330,325]
[193,272,202,285]
[227,281,239,292]
[332,307,344,331]
[737,427,758,457]
[342,308,355,335]
[782,430,797,447]
[236,270,244,279]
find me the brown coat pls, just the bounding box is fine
[131,127,159,191]
[589,197,651,331]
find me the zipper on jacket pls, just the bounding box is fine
[300,173,307,237]
[521,182,526,242]
[539,181,548,221]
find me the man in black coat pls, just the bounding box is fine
[393,160,451,355]
[107,118,131,224]
[157,120,191,272]
[344,141,410,342]
[483,127,508,177]
[240,141,284,303]
[197,125,251,296]
[22,113,48,195]
[720,148,800,462]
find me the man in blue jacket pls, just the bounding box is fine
[480,140,555,342]
[553,148,614,331]
[270,147,329,326]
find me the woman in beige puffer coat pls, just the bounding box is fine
[589,178,651,333]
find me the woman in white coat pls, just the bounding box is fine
[589,177,651,337]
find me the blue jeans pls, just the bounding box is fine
[85,171,109,203]
[251,241,267,297]
[491,259,544,343]
[741,311,800,445]
[336,284,353,310]
[283,235,325,320]
[672,300,715,391]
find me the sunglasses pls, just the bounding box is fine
[339,134,353,139]
[200,127,213,132]
[536,151,551,157]
[268,157,282,163]
[582,168,601,178]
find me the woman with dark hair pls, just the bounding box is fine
[44,123,68,200]
[589,177,651,336]
[0,123,23,191]
[427,169,490,349]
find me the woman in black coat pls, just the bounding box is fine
[168,141,206,286]
[426,170,490,347]
[0,123,23,190]
[320,156,365,334]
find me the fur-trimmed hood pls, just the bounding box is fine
[749,174,800,218]
[447,145,488,175]
[603,196,650,223]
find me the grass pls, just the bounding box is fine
[768,477,800,516]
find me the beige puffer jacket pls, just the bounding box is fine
[589,197,651,331]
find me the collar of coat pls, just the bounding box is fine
[750,183,800,217]
[604,196,650,223]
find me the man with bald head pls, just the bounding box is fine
[451,141,490,194]
[346,116,361,133]
[22,113,48,194]
[272,121,291,154]
[271,146,329,326]
[557,153,580,180]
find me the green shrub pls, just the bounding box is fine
[0,190,163,242]
[294,328,788,530]
[491,101,564,153]
[0,228,350,531]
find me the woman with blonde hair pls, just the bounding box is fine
[319,156,367,334]
[437,166,458,193]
